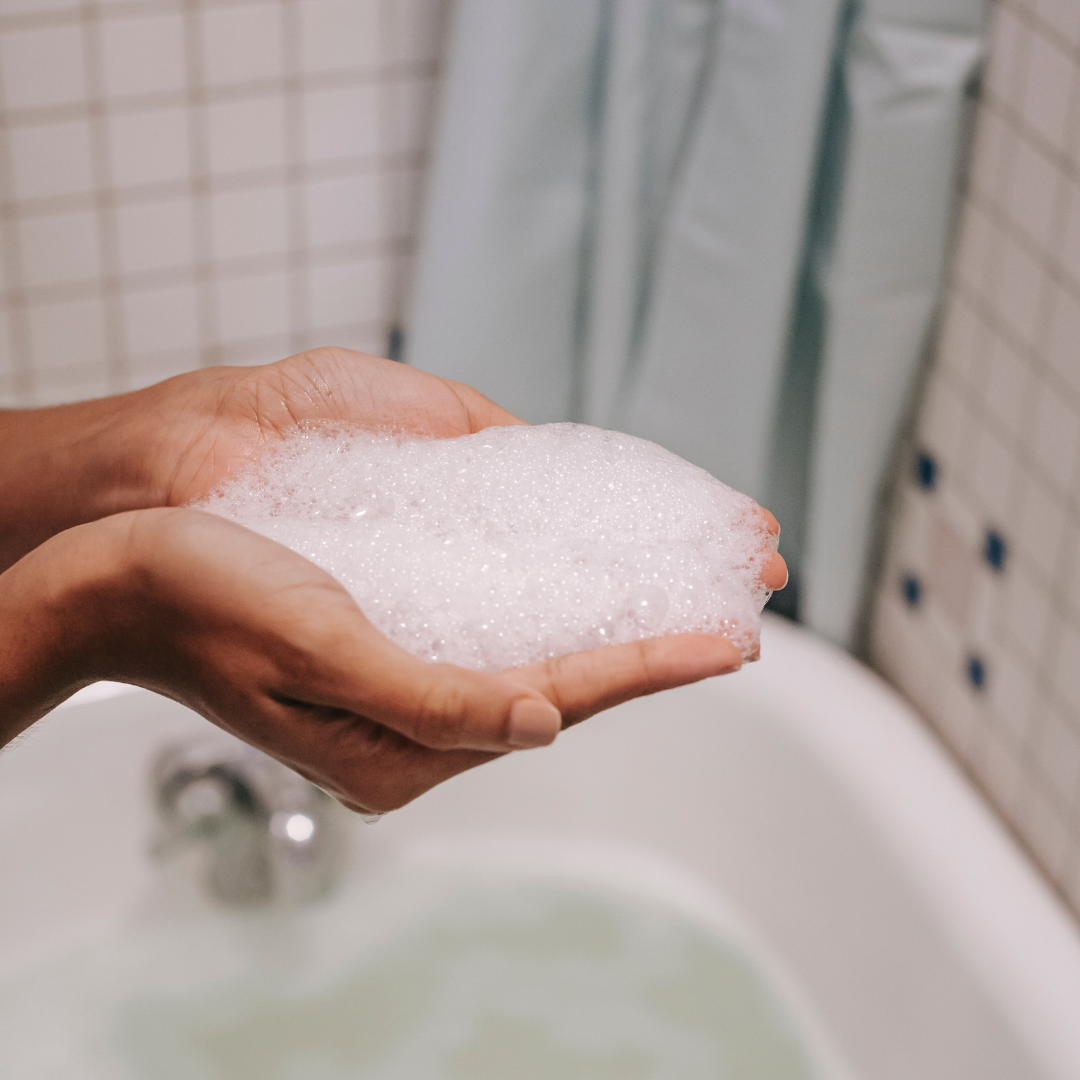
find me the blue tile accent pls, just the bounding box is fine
[901,573,921,607]
[984,529,1007,571]
[915,450,937,491]
[967,654,986,691]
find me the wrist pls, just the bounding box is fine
[0,370,220,572]
[0,514,134,742]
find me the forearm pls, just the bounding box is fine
[0,519,135,743]
[0,377,208,573]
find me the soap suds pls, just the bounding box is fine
[193,423,776,671]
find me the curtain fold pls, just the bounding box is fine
[407,0,987,647]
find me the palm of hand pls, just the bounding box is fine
[163,348,520,507]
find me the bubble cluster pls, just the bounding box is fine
[193,423,776,671]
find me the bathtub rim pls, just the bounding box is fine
[733,615,1080,1080]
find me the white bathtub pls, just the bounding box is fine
[2,614,1079,1079]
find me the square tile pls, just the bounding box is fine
[309,323,386,356]
[300,0,379,75]
[918,370,970,475]
[982,331,1030,439]
[953,202,1000,299]
[9,120,93,201]
[31,363,113,407]
[1034,703,1080,809]
[218,334,292,366]
[115,197,195,274]
[0,310,13,377]
[1016,783,1072,882]
[985,4,1029,107]
[19,211,100,287]
[27,297,107,371]
[1057,178,1080,287]
[305,171,381,249]
[309,258,383,328]
[304,85,380,163]
[382,164,422,239]
[1054,618,1080,716]
[201,3,284,87]
[988,646,1040,744]
[128,352,198,391]
[1038,0,1080,46]
[976,720,1024,816]
[100,12,187,99]
[1006,133,1060,249]
[1026,374,1080,492]
[1045,281,1080,398]
[994,230,1045,346]
[123,282,199,357]
[216,270,291,342]
[206,96,286,176]
[1021,29,1076,154]
[109,108,191,189]
[971,422,1015,520]
[1,0,78,13]
[383,76,437,156]
[934,674,983,765]
[1017,470,1066,579]
[0,25,86,110]
[969,107,1015,208]
[210,186,289,261]
[999,559,1052,661]
[384,0,447,67]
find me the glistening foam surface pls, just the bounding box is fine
[194,424,776,671]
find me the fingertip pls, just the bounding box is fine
[507,696,562,749]
[762,550,788,591]
[756,506,781,536]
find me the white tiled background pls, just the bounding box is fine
[872,0,1080,919]
[0,0,449,407]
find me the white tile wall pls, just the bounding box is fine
[873,0,1080,919]
[0,0,451,407]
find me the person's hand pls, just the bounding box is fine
[0,508,756,813]
[154,346,529,507]
[0,347,788,590]
[0,348,522,573]
[151,345,787,592]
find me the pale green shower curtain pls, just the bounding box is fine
[407,0,986,647]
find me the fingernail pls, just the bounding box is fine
[508,698,562,749]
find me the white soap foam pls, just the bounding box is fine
[193,423,776,671]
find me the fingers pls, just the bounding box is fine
[292,618,564,754]
[761,549,788,591]
[511,633,743,729]
[756,506,780,535]
[753,504,785,591]
[261,708,500,815]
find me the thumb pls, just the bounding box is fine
[311,622,563,752]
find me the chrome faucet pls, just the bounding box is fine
[151,734,348,908]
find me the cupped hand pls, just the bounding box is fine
[0,508,749,813]
[153,347,525,508]
[150,345,787,594]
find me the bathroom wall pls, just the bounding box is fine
[0,0,449,408]
[872,0,1080,917]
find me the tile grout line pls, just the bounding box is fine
[83,0,130,394]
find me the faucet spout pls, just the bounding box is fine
[151,735,347,908]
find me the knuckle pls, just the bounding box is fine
[412,673,470,748]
